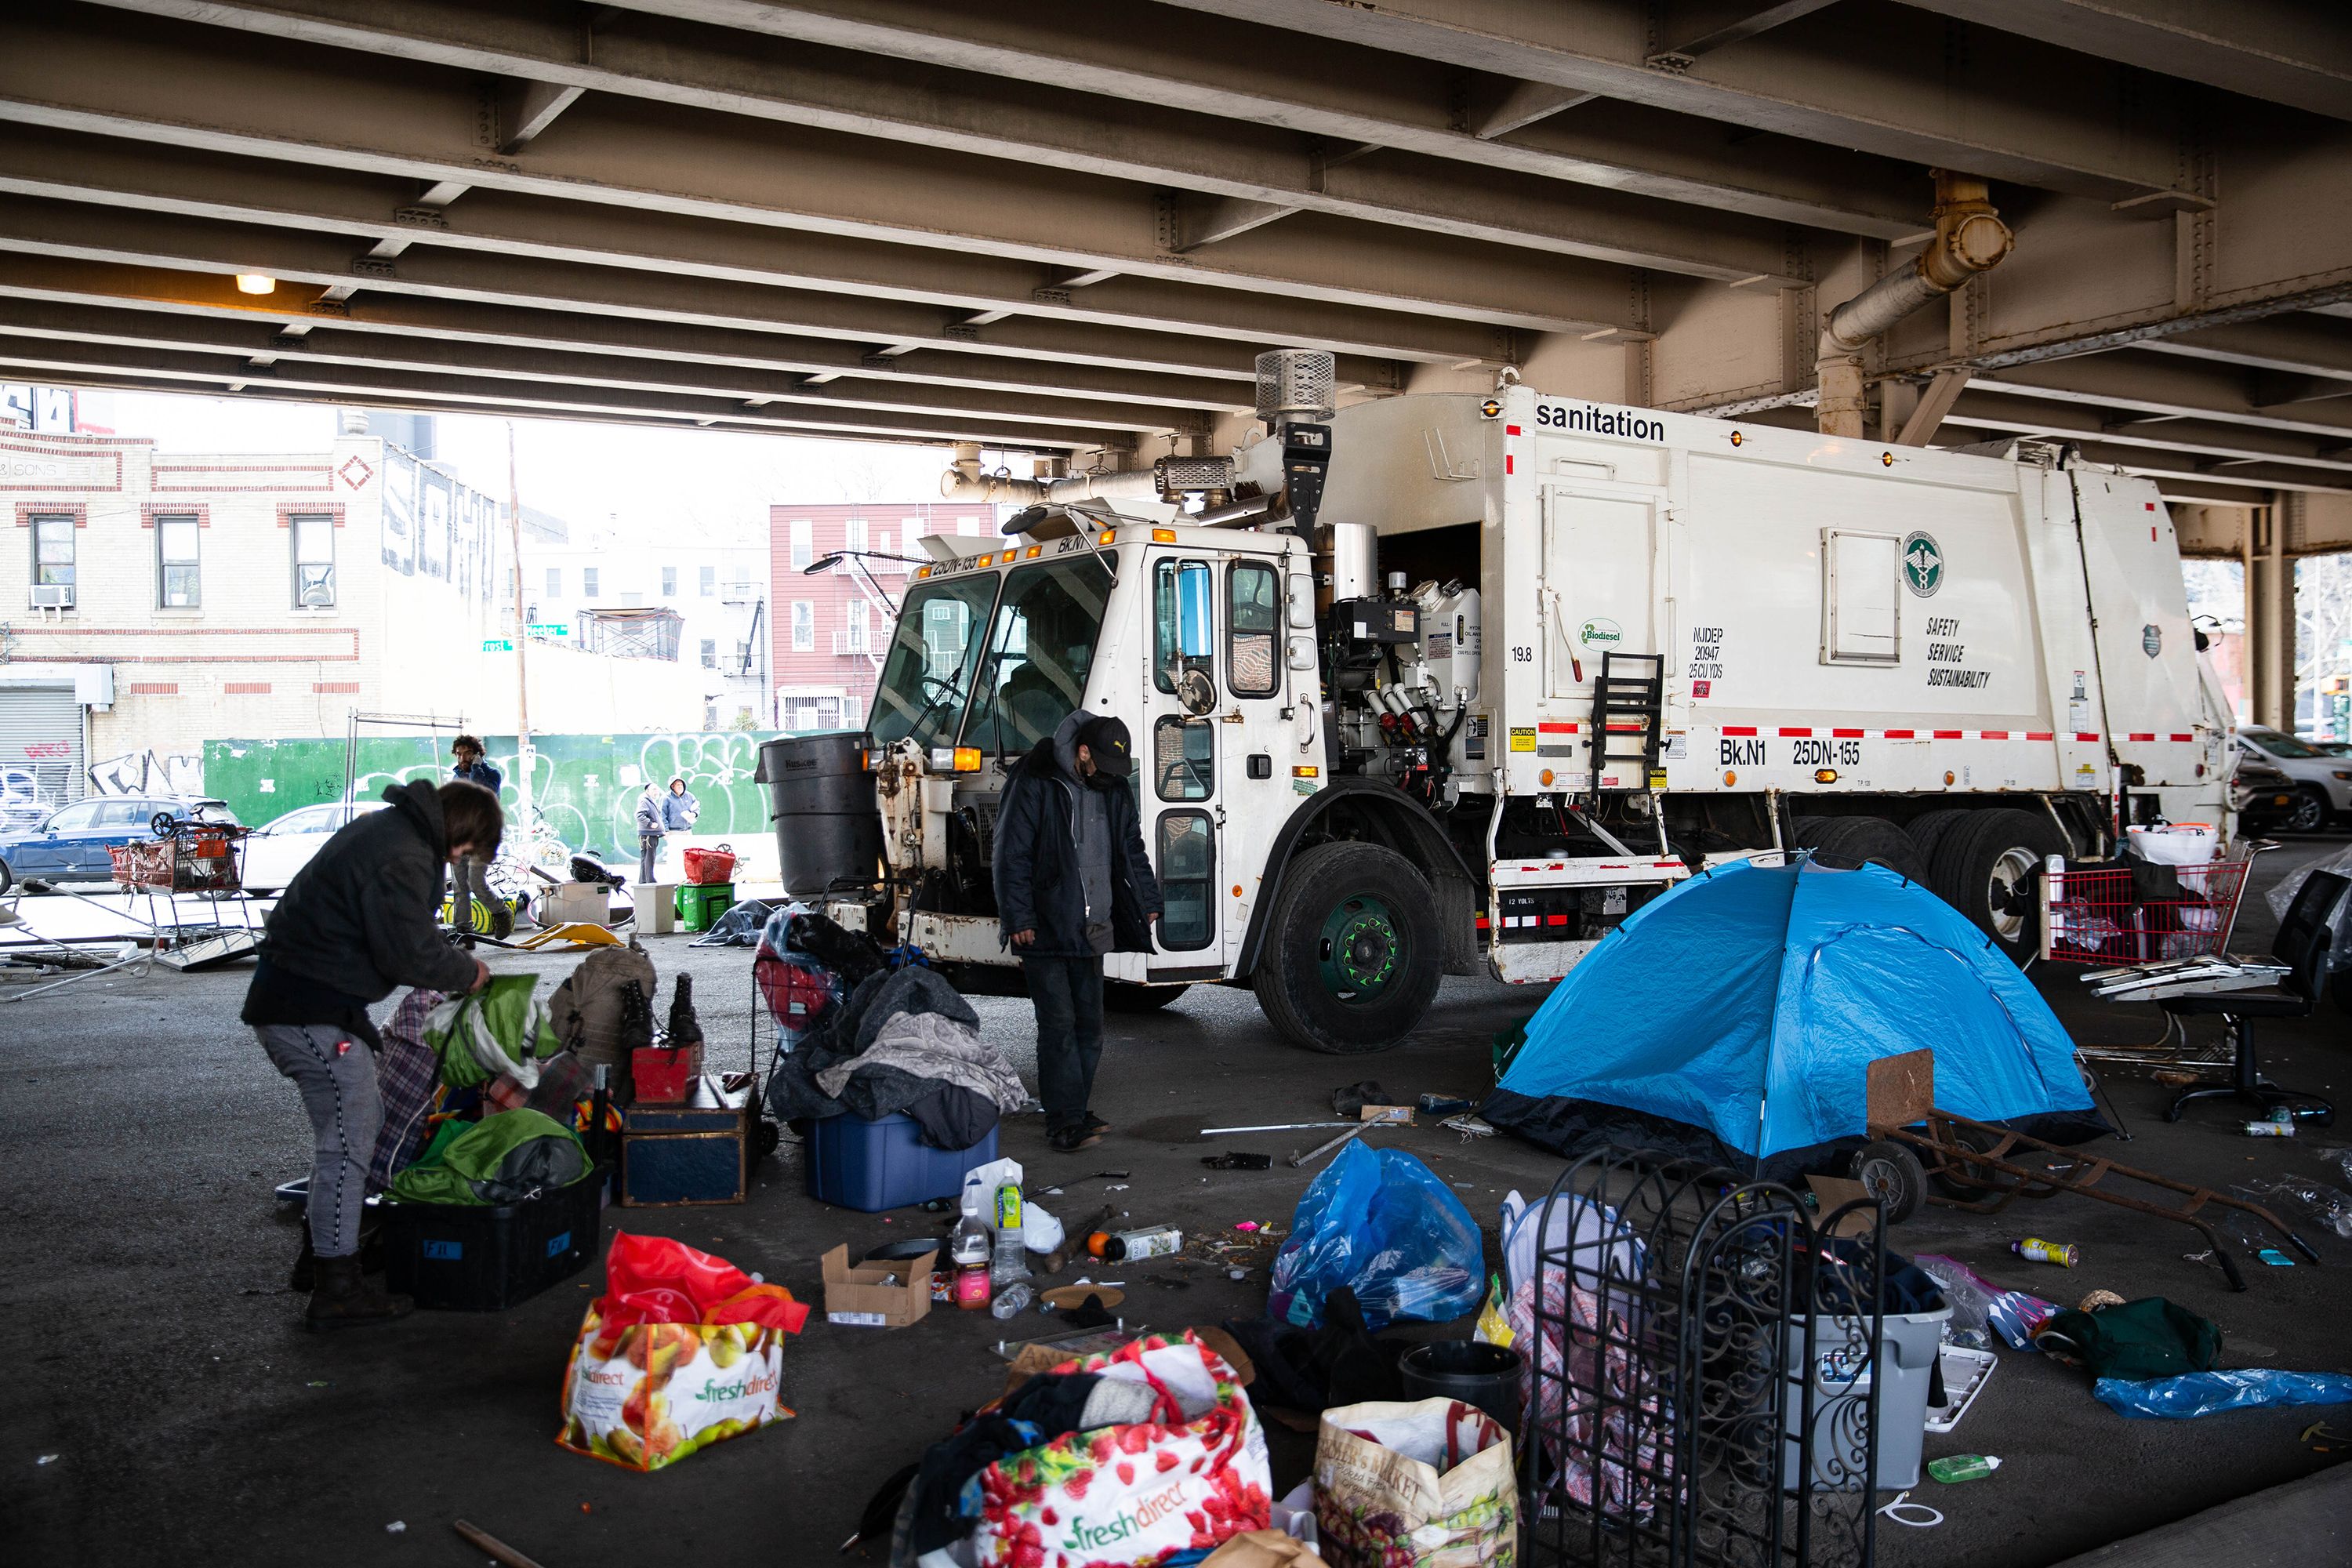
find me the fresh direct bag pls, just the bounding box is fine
[968,1333,1273,1567]
[1315,1398,1516,1568]
[558,1233,808,1472]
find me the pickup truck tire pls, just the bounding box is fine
[1932,808,2066,961]
[1105,982,1191,1013]
[1252,841,1442,1054]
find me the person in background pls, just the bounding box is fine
[635,779,666,884]
[662,777,699,837]
[447,735,507,935]
[242,780,499,1330]
[993,713,1163,1153]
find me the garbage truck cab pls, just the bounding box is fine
[767,354,2230,1055]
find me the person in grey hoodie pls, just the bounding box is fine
[634,781,666,883]
[241,779,498,1330]
[993,711,1163,1152]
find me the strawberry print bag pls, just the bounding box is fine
[967,1333,1272,1568]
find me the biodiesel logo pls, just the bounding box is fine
[1579,617,1623,649]
[1901,532,1944,597]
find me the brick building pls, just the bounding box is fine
[2,423,695,812]
[767,500,996,732]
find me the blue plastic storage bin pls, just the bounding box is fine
[804,1112,999,1212]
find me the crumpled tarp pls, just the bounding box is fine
[423,974,562,1091]
[1486,857,2098,1170]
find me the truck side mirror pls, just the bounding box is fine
[1176,561,1213,660]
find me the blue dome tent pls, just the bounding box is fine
[1483,856,2103,1178]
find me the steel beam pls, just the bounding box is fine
[74,0,1817,285]
[1941,390,2352,474]
[0,252,1262,413]
[2136,314,2352,385]
[1647,1,1844,67]
[1894,0,2352,122]
[0,136,1504,371]
[0,334,1127,449]
[1144,0,2198,199]
[1969,352,2352,440]
[0,12,1657,333]
[0,296,1213,433]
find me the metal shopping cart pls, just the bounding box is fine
[2041,838,2270,970]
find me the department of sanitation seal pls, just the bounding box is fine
[2143,623,2162,657]
[1901,532,1944,597]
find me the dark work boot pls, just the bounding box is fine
[306,1254,414,1332]
[289,1229,316,1294]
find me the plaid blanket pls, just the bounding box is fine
[368,989,447,1191]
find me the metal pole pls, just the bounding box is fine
[506,422,535,841]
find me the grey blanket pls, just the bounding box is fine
[815,1009,1026,1113]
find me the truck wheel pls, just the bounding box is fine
[1932,808,2066,961]
[2284,787,2330,836]
[1105,982,1190,1013]
[1251,841,1442,1054]
[1904,808,1973,869]
[1796,815,1928,883]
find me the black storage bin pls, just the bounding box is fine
[379,1168,604,1312]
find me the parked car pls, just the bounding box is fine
[238,800,383,895]
[0,796,238,892]
[2238,728,2352,834]
[2232,754,2300,835]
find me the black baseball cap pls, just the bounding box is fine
[1076,715,1134,778]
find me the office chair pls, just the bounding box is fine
[2160,869,2347,1127]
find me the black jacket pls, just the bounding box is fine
[992,728,1163,959]
[241,781,480,1041]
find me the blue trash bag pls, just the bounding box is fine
[1265,1142,1483,1331]
[2094,1369,2352,1419]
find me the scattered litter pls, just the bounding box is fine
[2010,1236,2080,1268]
[1105,1184,1129,1192]
[307,1381,329,1388]
[1235,1221,1261,1232]
[1923,1345,1996,1436]
[2077,1289,2126,1312]
[1441,1113,1495,1140]
[1200,1152,1272,1171]
[1926,1454,2001,1483]
[2241,1175,2352,1238]
[2245,1119,2298,1138]
[1200,1121,1356,1136]
[384,1521,406,1535]
[1290,1125,1367,1169]
[453,1519,547,1568]
[1080,1171,1131,1181]
[1877,1491,1944,1528]
[1040,1186,1063,1197]
[1416,1094,1473,1116]
[2301,1420,2352,1454]
[2096,1369,2352,1419]
[1228,1268,1247,1281]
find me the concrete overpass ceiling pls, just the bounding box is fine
[0,0,2344,485]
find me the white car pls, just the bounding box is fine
[239,801,383,894]
[2238,729,2352,835]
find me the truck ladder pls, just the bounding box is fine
[1588,652,1664,793]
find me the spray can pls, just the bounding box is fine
[2245,1119,2297,1138]
[1926,1454,2002,1484]
[1087,1225,1182,1262]
[2010,1236,2080,1269]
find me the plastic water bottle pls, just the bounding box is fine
[953,1194,993,1311]
[990,1282,1033,1319]
[992,1180,1031,1288]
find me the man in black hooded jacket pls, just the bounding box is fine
[993,712,1163,1152]
[242,779,497,1329]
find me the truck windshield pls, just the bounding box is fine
[962,555,1116,757]
[869,573,998,750]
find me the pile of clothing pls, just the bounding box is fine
[762,916,1024,1152]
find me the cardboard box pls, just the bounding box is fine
[822,1243,936,1328]
[1358,1104,1416,1125]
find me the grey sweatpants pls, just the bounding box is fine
[638,831,662,884]
[256,1025,383,1258]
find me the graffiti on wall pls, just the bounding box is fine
[201,731,776,862]
[88,749,202,798]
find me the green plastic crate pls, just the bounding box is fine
[675,881,736,933]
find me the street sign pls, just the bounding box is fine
[526,622,570,637]
[482,637,515,652]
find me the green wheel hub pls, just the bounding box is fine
[1318,893,1404,1003]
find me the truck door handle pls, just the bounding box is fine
[1247,754,1272,779]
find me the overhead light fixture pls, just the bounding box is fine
[234,273,278,296]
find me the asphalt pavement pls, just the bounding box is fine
[4,841,2351,1568]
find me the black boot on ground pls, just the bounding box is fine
[306,1254,414,1332]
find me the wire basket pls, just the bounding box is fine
[107,829,243,893]
[2041,851,2256,966]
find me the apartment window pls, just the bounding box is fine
[582,566,600,598]
[30,514,74,607]
[700,637,718,668]
[545,565,561,598]
[291,513,336,608]
[156,514,201,608]
[661,565,677,597]
[699,564,716,596]
[792,600,815,651]
[841,694,862,728]
[844,517,869,557]
[844,598,869,654]
[790,519,812,571]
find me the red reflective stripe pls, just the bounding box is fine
[1981,731,2009,739]
[2026,731,2054,741]
[2170,732,2193,742]
[1883,729,1915,739]
[1831,728,1864,738]
[1475,916,1491,929]
[1779,727,1812,737]
[2128,732,2155,742]
[1506,454,1516,474]
[1652,859,1682,869]
[1537,721,1573,733]
[1722,726,1758,736]
[1505,425,1523,436]
[1933,730,1963,739]
[2076,732,2100,742]
[1546,913,1570,927]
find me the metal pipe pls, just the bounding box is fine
[1817,172,2013,437]
[939,441,1159,504]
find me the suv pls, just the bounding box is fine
[2238,729,2352,835]
[2232,753,2299,834]
[0,796,239,892]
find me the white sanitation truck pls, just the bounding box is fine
[763,353,2229,1054]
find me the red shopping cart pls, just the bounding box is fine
[2041,840,2267,966]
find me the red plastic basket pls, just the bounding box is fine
[681,844,738,885]
[2042,854,2256,965]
